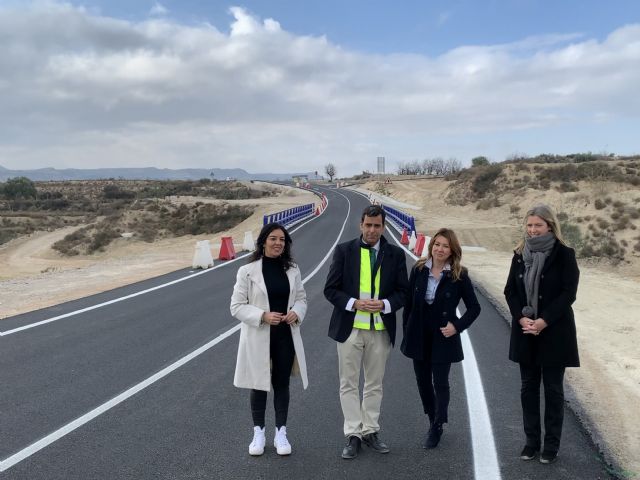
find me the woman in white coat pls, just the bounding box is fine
[230,222,308,457]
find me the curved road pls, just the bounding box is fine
[0,187,612,479]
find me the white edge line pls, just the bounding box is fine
[0,188,348,473]
[0,324,241,472]
[388,224,501,480]
[0,196,330,337]
[460,325,502,480]
[0,253,251,336]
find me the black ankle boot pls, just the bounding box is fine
[425,423,443,449]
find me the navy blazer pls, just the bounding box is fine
[504,240,580,367]
[324,235,408,346]
[401,265,480,363]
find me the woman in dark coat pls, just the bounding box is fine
[504,204,580,465]
[401,228,480,449]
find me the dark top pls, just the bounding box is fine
[262,256,290,315]
[504,240,580,367]
[324,235,408,346]
[401,266,480,363]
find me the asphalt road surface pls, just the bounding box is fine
[0,187,614,479]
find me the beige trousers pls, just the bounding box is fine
[337,328,392,438]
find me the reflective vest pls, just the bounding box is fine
[353,247,385,331]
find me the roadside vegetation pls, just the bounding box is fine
[0,178,273,254]
[443,154,640,264]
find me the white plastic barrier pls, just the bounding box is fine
[408,231,417,250]
[243,231,255,252]
[192,240,214,269]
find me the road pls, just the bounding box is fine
[0,187,613,479]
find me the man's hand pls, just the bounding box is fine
[354,299,384,312]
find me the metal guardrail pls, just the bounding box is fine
[382,205,416,233]
[263,203,315,226]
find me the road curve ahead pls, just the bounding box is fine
[0,186,612,479]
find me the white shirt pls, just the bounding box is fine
[424,258,451,305]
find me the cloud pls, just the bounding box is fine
[437,11,452,26]
[149,2,168,17]
[0,3,639,174]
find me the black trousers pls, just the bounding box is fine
[250,323,295,429]
[412,357,451,425]
[519,364,566,453]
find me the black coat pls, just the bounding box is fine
[504,240,580,367]
[401,265,480,363]
[324,235,408,346]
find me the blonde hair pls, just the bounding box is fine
[416,228,463,281]
[515,203,566,253]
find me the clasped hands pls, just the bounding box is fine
[353,299,385,313]
[519,317,548,336]
[262,310,298,325]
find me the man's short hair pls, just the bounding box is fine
[361,204,386,223]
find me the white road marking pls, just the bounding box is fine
[0,208,323,337]
[460,326,502,480]
[388,225,502,480]
[0,188,349,473]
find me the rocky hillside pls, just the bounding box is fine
[364,157,640,272]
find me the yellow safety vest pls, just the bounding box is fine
[353,247,385,331]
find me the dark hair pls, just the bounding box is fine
[360,204,386,223]
[250,222,295,270]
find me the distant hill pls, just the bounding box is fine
[0,165,319,182]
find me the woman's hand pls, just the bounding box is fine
[282,310,299,325]
[521,317,547,335]
[440,321,457,338]
[520,316,535,334]
[261,312,284,325]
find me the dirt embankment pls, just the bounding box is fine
[361,176,640,478]
[0,183,318,317]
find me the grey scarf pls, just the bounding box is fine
[522,232,556,318]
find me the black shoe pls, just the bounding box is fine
[422,417,435,449]
[519,445,539,461]
[539,450,558,464]
[341,436,361,459]
[363,432,390,454]
[425,423,443,449]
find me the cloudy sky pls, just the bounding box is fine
[1,1,639,175]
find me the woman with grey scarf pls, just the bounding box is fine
[504,204,580,466]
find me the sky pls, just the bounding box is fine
[0,1,639,176]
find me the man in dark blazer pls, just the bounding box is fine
[324,204,408,459]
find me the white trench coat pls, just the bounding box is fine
[230,259,308,391]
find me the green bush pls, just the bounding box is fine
[557,181,578,192]
[1,177,37,200]
[52,228,90,255]
[87,228,120,253]
[560,221,583,251]
[103,185,136,200]
[472,165,503,197]
[471,156,490,167]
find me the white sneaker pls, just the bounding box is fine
[274,426,292,455]
[249,426,265,456]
